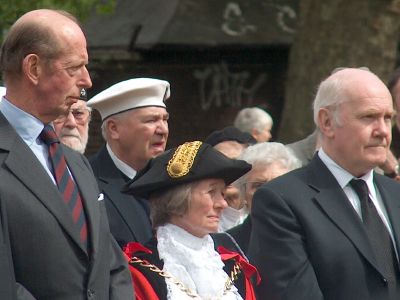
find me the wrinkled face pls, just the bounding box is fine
[53,100,90,154]
[223,185,243,209]
[253,124,272,142]
[244,163,289,211]
[36,25,92,122]
[113,106,169,170]
[322,80,393,177]
[171,178,227,237]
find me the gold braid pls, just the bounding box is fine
[130,256,242,299]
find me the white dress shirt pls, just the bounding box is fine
[318,148,397,254]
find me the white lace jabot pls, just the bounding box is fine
[157,223,243,300]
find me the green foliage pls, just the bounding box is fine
[0,0,115,35]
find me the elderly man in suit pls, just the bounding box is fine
[0,9,133,299]
[87,78,170,248]
[248,68,400,299]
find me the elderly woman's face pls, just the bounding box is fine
[245,162,288,210]
[171,178,227,237]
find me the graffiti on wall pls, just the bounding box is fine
[193,62,267,111]
[221,1,297,36]
[221,2,256,36]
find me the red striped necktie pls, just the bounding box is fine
[40,124,88,249]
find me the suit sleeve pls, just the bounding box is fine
[108,230,135,300]
[247,186,323,300]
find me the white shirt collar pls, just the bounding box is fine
[106,143,137,179]
[318,148,375,193]
[0,97,45,146]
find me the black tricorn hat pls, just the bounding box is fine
[205,126,256,147]
[122,141,251,198]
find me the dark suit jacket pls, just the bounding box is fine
[0,114,133,300]
[90,146,152,247]
[248,154,400,300]
[227,216,252,255]
[0,197,36,300]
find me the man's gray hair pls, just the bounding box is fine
[313,67,372,127]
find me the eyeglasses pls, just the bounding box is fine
[244,181,268,191]
[54,108,91,125]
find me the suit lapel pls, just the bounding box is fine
[0,115,86,254]
[308,155,383,275]
[375,176,400,271]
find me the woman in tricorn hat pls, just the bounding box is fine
[122,141,260,300]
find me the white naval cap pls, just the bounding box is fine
[87,78,170,121]
[0,86,6,97]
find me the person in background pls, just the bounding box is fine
[286,129,321,167]
[234,107,273,142]
[53,98,91,154]
[0,9,133,299]
[205,126,256,231]
[87,78,170,247]
[380,67,400,180]
[227,142,301,253]
[388,66,400,158]
[122,141,259,300]
[248,68,400,299]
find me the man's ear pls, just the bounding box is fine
[22,54,41,84]
[250,128,259,141]
[318,108,335,138]
[106,119,119,140]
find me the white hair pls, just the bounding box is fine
[100,110,129,141]
[234,107,273,134]
[313,67,374,127]
[233,142,301,197]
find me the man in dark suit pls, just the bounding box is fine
[87,78,170,247]
[0,198,36,300]
[0,9,133,299]
[248,68,400,299]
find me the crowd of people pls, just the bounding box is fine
[2,7,400,300]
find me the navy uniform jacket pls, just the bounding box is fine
[90,146,152,248]
[248,154,400,300]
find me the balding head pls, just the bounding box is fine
[0,9,91,124]
[313,68,391,127]
[314,67,393,176]
[0,9,82,84]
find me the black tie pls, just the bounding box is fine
[350,179,400,297]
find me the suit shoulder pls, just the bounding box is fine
[88,147,107,174]
[375,173,400,189]
[265,166,307,189]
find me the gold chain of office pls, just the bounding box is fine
[130,256,242,299]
